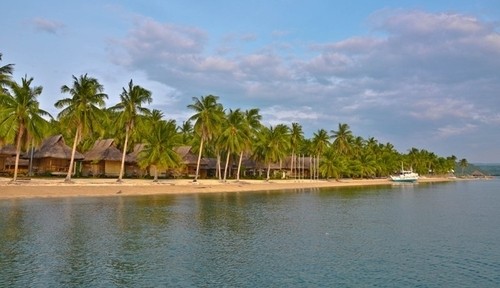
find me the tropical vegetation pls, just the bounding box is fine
[0,53,465,181]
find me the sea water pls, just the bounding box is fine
[1,179,499,287]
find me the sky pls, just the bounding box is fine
[2,0,500,163]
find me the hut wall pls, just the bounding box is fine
[125,164,146,178]
[82,161,105,177]
[34,158,68,174]
[0,157,5,171]
[104,161,121,177]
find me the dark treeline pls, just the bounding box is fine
[0,53,466,181]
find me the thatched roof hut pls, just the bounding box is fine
[471,170,486,178]
[82,139,127,177]
[84,139,124,161]
[15,135,84,175]
[30,135,84,160]
[124,143,146,177]
[127,143,145,164]
[174,146,208,178]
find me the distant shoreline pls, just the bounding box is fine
[0,177,456,200]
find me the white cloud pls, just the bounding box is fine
[32,17,65,34]
[109,10,500,161]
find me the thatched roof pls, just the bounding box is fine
[29,135,84,160]
[471,170,485,177]
[127,143,145,163]
[84,139,128,162]
[0,144,17,156]
[175,146,208,165]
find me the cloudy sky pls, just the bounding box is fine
[2,0,500,163]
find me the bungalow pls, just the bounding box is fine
[125,143,147,178]
[82,139,126,177]
[28,135,84,175]
[0,144,17,173]
[175,146,209,179]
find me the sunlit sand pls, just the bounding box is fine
[0,177,453,199]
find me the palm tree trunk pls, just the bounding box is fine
[236,152,243,181]
[217,152,222,180]
[194,139,204,182]
[153,165,159,182]
[118,126,130,182]
[223,150,230,182]
[66,128,80,182]
[266,163,271,181]
[12,127,24,182]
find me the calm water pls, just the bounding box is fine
[1,179,499,287]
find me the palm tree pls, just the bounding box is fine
[289,122,304,180]
[0,76,51,181]
[319,147,345,180]
[0,53,14,144]
[55,74,108,182]
[179,120,194,145]
[187,95,223,182]
[110,79,152,182]
[311,129,330,180]
[459,158,468,176]
[138,117,181,182]
[0,53,14,91]
[331,123,353,156]
[219,109,249,181]
[253,124,290,181]
[235,108,262,181]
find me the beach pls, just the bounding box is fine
[0,177,453,199]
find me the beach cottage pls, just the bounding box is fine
[82,139,126,177]
[0,144,17,174]
[125,143,147,177]
[28,135,84,175]
[175,146,209,178]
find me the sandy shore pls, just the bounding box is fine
[0,176,455,200]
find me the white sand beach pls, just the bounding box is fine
[0,177,453,199]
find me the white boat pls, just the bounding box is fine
[390,165,419,183]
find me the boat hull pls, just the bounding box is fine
[390,176,418,183]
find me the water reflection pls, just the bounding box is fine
[1,180,499,287]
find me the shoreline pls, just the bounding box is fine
[0,177,455,200]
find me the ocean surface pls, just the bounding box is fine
[1,178,499,287]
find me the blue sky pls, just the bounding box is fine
[2,0,500,162]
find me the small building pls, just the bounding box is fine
[471,170,486,178]
[0,144,17,174]
[28,135,84,175]
[125,143,147,178]
[175,146,208,178]
[82,139,126,177]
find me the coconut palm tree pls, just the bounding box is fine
[0,53,14,91]
[331,123,353,156]
[138,117,181,182]
[459,158,468,176]
[319,147,345,180]
[179,120,194,145]
[253,124,290,181]
[0,76,51,181]
[110,79,152,182]
[0,53,14,144]
[219,109,249,181]
[235,108,262,181]
[289,122,304,180]
[187,95,223,182]
[55,74,107,182]
[311,129,330,180]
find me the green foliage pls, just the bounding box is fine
[138,118,181,181]
[0,53,465,181]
